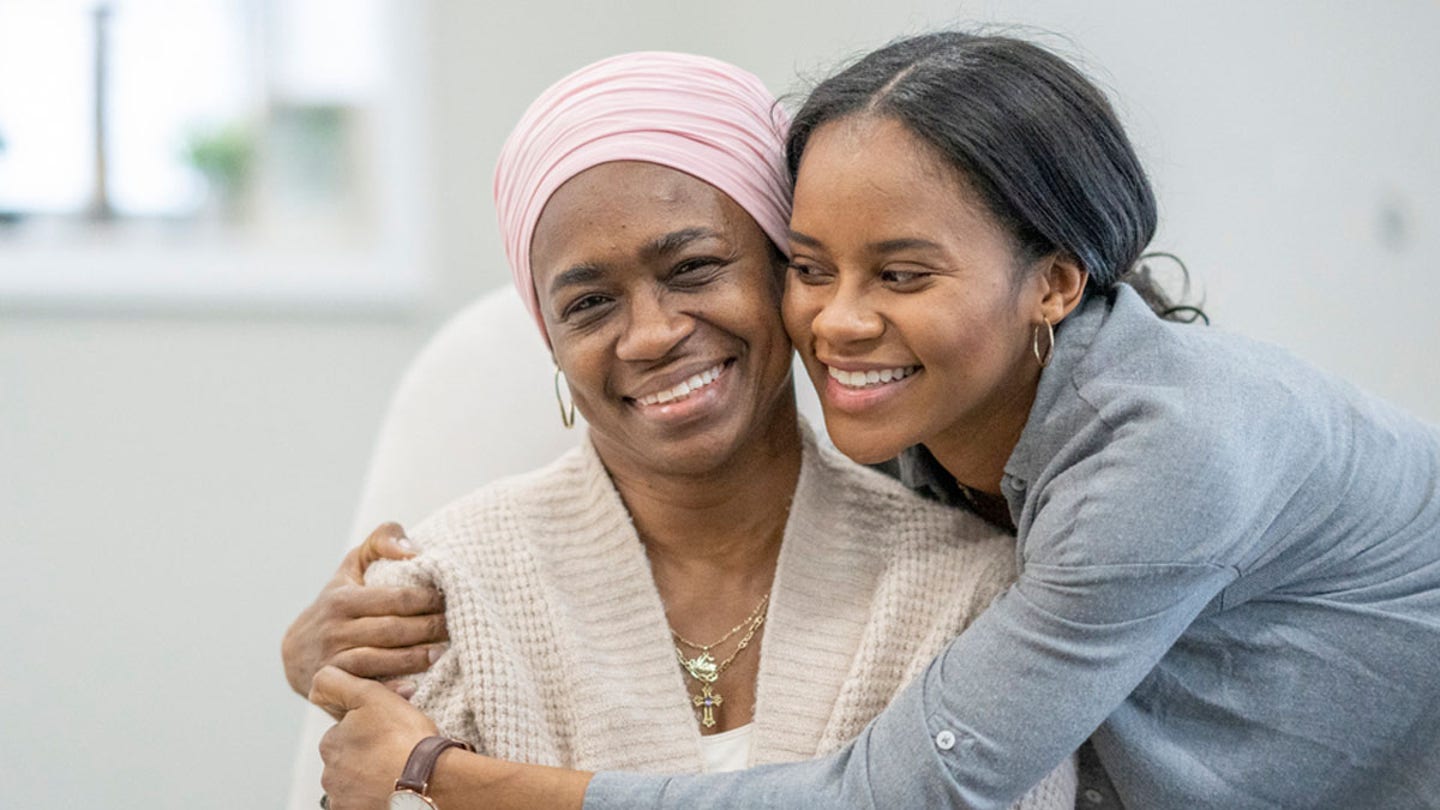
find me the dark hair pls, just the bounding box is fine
[788,31,1194,317]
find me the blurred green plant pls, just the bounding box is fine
[270,104,349,198]
[0,124,17,223]
[182,123,254,196]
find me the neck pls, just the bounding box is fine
[600,398,803,600]
[925,368,1038,497]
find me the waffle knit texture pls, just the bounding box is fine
[369,425,1075,808]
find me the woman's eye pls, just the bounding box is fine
[563,294,611,319]
[670,257,724,284]
[880,268,928,286]
[788,262,830,283]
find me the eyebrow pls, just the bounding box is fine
[643,227,723,259]
[872,237,943,254]
[788,229,943,255]
[548,263,605,297]
[787,229,822,249]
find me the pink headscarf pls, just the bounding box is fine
[494,51,792,343]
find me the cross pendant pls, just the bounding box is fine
[693,682,724,728]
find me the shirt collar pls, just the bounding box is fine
[880,443,969,509]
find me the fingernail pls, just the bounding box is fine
[428,644,448,664]
[397,536,416,553]
[396,680,417,699]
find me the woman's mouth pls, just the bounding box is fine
[826,364,920,389]
[821,363,921,413]
[634,360,730,407]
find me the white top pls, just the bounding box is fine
[698,724,754,773]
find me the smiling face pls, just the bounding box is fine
[783,116,1061,476]
[531,161,796,480]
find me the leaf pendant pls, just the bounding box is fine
[681,651,719,683]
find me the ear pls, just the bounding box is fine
[1037,253,1088,325]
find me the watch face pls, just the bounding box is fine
[390,789,438,810]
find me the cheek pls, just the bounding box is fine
[932,321,1027,388]
[780,285,816,344]
[718,279,783,331]
[552,343,606,400]
[734,305,789,351]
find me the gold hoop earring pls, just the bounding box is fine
[1032,318,1055,369]
[554,366,576,429]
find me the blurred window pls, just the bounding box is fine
[0,0,256,217]
[0,0,426,311]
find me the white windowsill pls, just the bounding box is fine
[0,237,426,317]
[0,213,427,316]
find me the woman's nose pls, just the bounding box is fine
[615,288,692,361]
[809,282,884,347]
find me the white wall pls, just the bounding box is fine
[0,316,425,806]
[430,0,1440,414]
[2,2,1436,807]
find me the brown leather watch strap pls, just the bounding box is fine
[395,735,474,794]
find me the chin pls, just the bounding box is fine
[823,414,909,466]
[648,426,752,476]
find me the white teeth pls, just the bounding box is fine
[827,365,918,389]
[636,362,727,406]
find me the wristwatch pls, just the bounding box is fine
[389,735,474,809]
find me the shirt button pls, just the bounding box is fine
[1083,788,1106,804]
[935,730,957,751]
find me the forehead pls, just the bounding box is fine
[790,116,1009,249]
[795,117,966,209]
[530,161,745,272]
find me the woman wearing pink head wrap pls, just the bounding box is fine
[300,51,1074,810]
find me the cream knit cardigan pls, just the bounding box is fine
[371,426,1076,808]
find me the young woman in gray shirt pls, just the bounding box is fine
[309,32,1440,810]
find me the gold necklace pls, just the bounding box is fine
[671,593,770,651]
[672,597,769,729]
